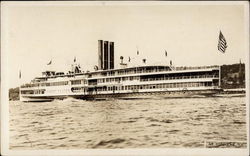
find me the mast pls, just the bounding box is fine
[18,69,22,101]
[219,65,221,88]
[239,59,242,86]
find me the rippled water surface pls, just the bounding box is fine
[9,97,247,149]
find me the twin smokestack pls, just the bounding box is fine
[98,40,114,70]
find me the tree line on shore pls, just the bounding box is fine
[221,63,245,89]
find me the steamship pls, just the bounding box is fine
[19,40,221,102]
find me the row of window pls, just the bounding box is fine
[46,89,69,94]
[71,80,82,85]
[21,81,70,88]
[89,67,172,78]
[22,80,86,88]
[40,81,69,87]
[97,76,140,83]
[87,82,216,92]
[115,68,170,76]
[21,89,45,95]
[21,90,34,94]
[105,82,215,91]
[141,75,218,82]
[96,74,218,84]
[21,84,39,88]
[71,87,85,93]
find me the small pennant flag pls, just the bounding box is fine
[218,31,227,53]
[165,50,167,57]
[136,46,139,55]
[47,60,52,65]
[19,70,21,79]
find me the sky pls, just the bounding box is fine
[1,2,248,88]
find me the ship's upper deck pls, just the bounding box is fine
[20,65,220,88]
[33,65,219,79]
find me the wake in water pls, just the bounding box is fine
[61,97,83,103]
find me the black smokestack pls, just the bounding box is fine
[98,40,103,70]
[109,42,114,69]
[98,40,115,70]
[103,41,109,70]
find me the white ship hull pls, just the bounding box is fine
[20,96,54,102]
[20,88,221,102]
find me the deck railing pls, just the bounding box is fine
[174,65,219,71]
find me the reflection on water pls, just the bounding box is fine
[9,97,247,149]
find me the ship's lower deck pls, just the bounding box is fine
[20,89,222,102]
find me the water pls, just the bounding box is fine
[9,97,247,149]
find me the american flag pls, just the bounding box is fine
[218,31,227,53]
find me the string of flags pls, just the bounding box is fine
[47,56,77,66]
